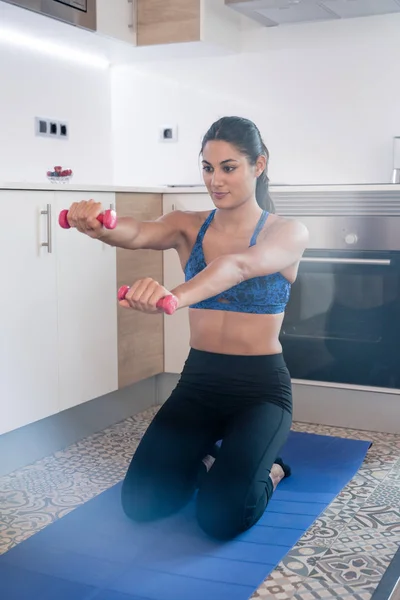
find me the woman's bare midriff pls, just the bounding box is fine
[188,308,284,356]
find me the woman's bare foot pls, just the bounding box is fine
[269,463,286,491]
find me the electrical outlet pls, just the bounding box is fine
[59,123,68,138]
[159,125,178,143]
[35,117,69,140]
[35,117,48,138]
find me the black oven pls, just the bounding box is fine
[280,248,400,390]
[268,195,400,392]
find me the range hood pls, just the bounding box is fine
[225,0,400,27]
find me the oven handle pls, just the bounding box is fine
[301,257,391,266]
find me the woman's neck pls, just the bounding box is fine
[213,198,262,236]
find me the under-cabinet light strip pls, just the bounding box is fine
[0,26,110,69]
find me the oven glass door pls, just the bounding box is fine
[280,250,400,390]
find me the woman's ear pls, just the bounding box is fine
[255,154,267,177]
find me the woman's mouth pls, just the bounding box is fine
[212,192,229,200]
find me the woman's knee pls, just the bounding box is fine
[121,463,192,523]
[120,452,167,522]
[196,475,274,540]
[196,485,247,540]
[121,472,157,522]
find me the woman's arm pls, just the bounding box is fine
[65,200,187,251]
[172,219,309,308]
[99,211,187,250]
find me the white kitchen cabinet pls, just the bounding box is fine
[0,190,59,435]
[55,192,118,411]
[96,0,136,46]
[163,193,213,374]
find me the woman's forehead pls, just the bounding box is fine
[202,140,243,163]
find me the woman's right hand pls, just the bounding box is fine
[64,199,105,238]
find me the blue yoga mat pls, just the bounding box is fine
[0,431,371,600]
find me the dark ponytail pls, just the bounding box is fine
[200,116,275,213]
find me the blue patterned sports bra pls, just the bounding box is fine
[184,209,291,315]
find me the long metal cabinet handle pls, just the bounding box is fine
[301,257,391,266]
[128,0,136,29]
[41,204,52,254]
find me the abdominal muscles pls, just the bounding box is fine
[189,308,284,356]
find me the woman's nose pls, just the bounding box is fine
[211,170,224,187]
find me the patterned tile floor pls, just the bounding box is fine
[0,407,399,600]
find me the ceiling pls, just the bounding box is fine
[225,0,400,27]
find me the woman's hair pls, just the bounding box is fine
[200,116,275,213]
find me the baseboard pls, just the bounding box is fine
[0,377,157,478]
[292,382,399,434]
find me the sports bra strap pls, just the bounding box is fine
[197,209,216,242]
[250,211,269,247]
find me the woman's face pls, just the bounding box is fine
[201,140,266,209]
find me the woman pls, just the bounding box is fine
[66,116,309,540]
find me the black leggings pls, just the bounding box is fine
[121,349,293,540]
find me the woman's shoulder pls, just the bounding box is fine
[169,208,213,230]
[262,213,309,243]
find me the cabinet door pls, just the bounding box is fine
[137,0,200,46]
[55,192,118,411]
[163,193,213,374]
[96,0,136,45]
[0,191,59,435]
[135,0,239,54]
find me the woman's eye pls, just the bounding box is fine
[202,165,235,173]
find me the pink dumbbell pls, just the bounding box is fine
[58,209,117,230]
[117,285,178,316]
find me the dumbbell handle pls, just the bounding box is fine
[117,285,178,316]
[58,209,117,230]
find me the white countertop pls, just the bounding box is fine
[0,182,208,193]
[1,182,400,193]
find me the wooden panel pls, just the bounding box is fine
[137,0,201,46]
[162,193,213,374]
[116,193,164,388]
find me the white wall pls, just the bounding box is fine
[112,13,400,186]
[1,8,399,187]
[111,66,260,187]
[0,41,113,185]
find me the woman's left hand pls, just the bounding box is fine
[119,278,176,313]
